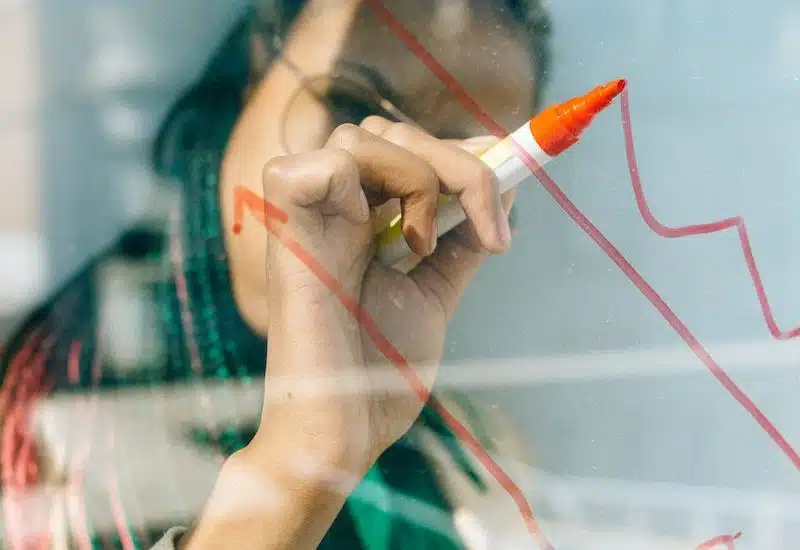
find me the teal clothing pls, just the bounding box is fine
[0,11,480,550]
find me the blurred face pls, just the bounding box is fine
[250,0,536,144]
[227,0,537,335]
[341,1,536,136]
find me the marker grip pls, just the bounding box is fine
[375,125,548,267]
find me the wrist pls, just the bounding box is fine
[182,446,357,550]
[259,319,375,476]
[243,424,373,489]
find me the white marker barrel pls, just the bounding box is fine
[376,122,553,267]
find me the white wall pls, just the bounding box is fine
[0,0,250,318]
[0,1,45,319]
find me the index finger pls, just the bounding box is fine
[360,118,510,253]
[325,123,441,256]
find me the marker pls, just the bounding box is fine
[375,78,627,267]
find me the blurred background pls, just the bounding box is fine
[0,0,248,334]
[1,0,799,548]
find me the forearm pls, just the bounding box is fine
[179,446,354,550]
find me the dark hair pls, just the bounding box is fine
[504,0,553,104]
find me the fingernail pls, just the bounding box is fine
[497,203,512,248]
[359,190,370,220]
[429,218,438,254]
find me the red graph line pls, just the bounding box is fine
[614,90,800,466]
[361,0,799,471]
[694,530,742,550]
[620,92,800,341]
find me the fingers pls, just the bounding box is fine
[451,135,502,156]
[342,116,517,318]
[262,117,517,315]
[360,116,511,254]
[410,187,515,320]
[262,120,508,266]
[261,149,370,225]
[325,123,440,257]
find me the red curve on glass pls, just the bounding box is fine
[613,89,799,467]
[232,186,553,550]
[361,0,799,472]
[620,93,799,341]
[695,530,742,550]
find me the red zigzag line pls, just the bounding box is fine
[620,91,800,341]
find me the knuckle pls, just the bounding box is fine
[328,123,363,150]
[360,115,391,133]
[474,163,497,197]
[405,161,439,200]
[324,148,359,183]
[383,122,418,146]
[422,165,440,195]
[261,156,288,188]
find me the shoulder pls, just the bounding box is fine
[0,224,168,391]
[0,250,101,382]
[148,527,189,550]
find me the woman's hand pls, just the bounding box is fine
[245,116,515,480]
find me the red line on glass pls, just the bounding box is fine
[361,0,798,470]
[695,530,742,550]
[620,91,798,340]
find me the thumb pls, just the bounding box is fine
[410,177,516,321]
[408,229,487,320]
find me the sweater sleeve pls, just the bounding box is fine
[150,526,189,550]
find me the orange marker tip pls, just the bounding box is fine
[580,78,627,116]
[598,78,627,102]
[232,223,242,235]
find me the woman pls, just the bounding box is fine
[1,1,551,548]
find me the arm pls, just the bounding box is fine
[177,446,357,550]
[175,301,370,550]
